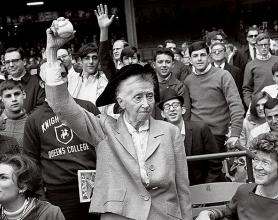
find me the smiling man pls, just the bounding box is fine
[184,41,244,152]
[159,87,224,185]
[152,48,190,120]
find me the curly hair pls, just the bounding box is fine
[0,154,42,198]
[250,133,278,160]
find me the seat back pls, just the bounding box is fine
[190,182,244,217]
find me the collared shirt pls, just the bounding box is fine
[123,114,150,186]
[192,63,212,76]
[249,45,257,60]
[180,120,186,141]
[213,62,225,69]
[256,52,272,61]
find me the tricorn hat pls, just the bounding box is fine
[157,87,184,110]
[96,64,160,107]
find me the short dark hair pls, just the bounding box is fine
[120,46,140,62]
[154,48,174,61]
[0,80,24,96]
[0,154,42,198]
[264,98,278,112]
[272,62,278,75]
[77,43,98,59]
[0,100,5,115]
[5,47,25,60]
[189,41,209,56]
[249,91,270,120]
[256,33,270,43]
[250,133,278,162]
[164,39,176,48]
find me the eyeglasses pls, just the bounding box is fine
[253,157,272,168]
[4,58,21,65]
[213,38,224,42]
[247,35,258,38]
[57,54,69,60]
[257,43,270,48]
[211,49,225,54]
[163,102,181,110]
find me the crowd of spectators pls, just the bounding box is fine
[1,3,278,220]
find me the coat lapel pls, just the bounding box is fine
[114,115,138,160]
[145,117,164,160]
[184,120,193,156]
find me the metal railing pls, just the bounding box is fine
[187,148,255,183]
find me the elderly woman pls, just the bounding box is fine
[42,4,192,220]
[0,154,64,219]
[196,132,278,220]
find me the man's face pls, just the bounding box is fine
[265,105,278,132]
[1,88,25,113]
[246,30,259,45]
[117,75,154,126]
[191,49,209,72]
[211,44,226,62]
[113,41,125,60]
[122,54,139,66]
[253,151,278,186]
[256,38,270,57]
[211,34,224,45]
[154,54,173,79]
[57,49,72,69]
[165,43,177,52]
[0,111,7,130]
[161,99,185,124]
[81,52,98,75]
[4,51,25,78]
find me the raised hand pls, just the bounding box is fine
[94,4,115,29]
[46,20,75,49]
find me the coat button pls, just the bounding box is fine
[144,195,150,201]
[149,165,155,171]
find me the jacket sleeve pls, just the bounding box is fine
[99,40,116,81]
[45,83,106,148]
[173,127,192,220]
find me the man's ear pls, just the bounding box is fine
[181,106,186,115]
[116,96,125,110]
[161,110,166,119]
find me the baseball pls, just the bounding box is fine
[52,17,74,38]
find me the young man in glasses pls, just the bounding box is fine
[4,47,45,114]
[210,43,241,98]
[159,87,224,185]
[243,33,278,107]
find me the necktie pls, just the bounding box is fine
[253,47,257,59]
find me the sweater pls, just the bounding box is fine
[243,55,278,106]
[0,114,27,149]
[23,101,98,191]
[0,134,20,154]
[184,66,244,137]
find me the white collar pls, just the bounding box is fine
[192,63,212,75]
[123,113,149,132]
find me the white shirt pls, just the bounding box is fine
[262,84,278,98]
[213,62,225,69]
[124,114,150,186]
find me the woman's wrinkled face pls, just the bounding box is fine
[253,151,278,186]
[117,75,154,126]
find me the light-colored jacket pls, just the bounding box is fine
[46,83,192,220]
